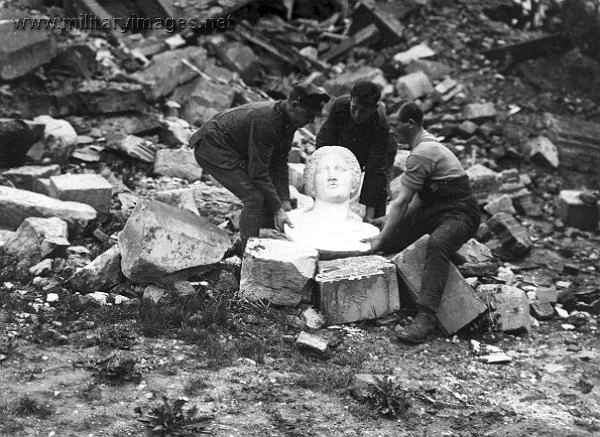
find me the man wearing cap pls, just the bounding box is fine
[363,102,480,344]
[190,83,330,248]
[316,81,397,220]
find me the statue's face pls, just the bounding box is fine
[314,153,353,203]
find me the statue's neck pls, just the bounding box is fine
[310,199,351,222]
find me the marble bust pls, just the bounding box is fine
[284,146,380,255]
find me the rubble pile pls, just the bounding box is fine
[0,0,599,345]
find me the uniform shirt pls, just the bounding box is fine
[315,96,392,207]
[191,100,294,212]
[401,129,466,192]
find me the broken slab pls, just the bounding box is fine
[455,238,498,277]
[465,164,502,203]
[316,255,400,325]
[0,186,97,231]
[531,301,554,320]
[526,136,559,169]
[1,164,61,192]
[557,190,599,231]
[216,41,260,83]
[484,194,516,216]
[350,3,404,47]
[462,102,497,122]
[392,235,487,336]
[57,80,146,115]
[49,173,113,214]
[0,118,39,169]
[323,66,387,98]
[476,284,530,334]
[296,331,329,355]
[395,71,434,100]
[96,113,162,137]
[322,24,380,63]
[392,42,435,65]
[174,79,236,125]
[487,213,532,259]
[405,59,453,82]
[130,46,208,101]
[65,244,123,292]
[512,190,542,218]
[119,200,231,283]
[0,20,58,80]
[239,238,318,306]
[107,134,157,163]
[154,187,200,215]
[2,217,69,271]
[154,148,203,182]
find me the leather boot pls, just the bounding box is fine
[395,310,437,344]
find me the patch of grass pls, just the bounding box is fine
[233,336,267,364]
[295,365,357,392]
[84,350,141,385]
[13,394,55,419]
[135,395,213,436]
[78,380,103,402]
[183,376,209,396]
[91,324,136,350]
[0,397,23,434]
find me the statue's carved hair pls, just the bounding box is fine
[303,146,362,199]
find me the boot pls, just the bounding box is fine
[395,310,437,344]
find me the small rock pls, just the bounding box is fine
[296,331,329,354]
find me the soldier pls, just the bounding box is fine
[363,102,481,344]
[190,83,330,248]
[316,81,397,220]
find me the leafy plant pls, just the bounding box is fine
[135,395,213,436]
[83,350,141,385]
[364,376,411,418]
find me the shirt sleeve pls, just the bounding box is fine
[269,142,291,204]
[247,121,282,212]
[400,154,435,191]
[359,129,389,206]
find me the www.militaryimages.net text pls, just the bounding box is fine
[10,14,233,33]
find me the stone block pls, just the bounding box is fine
[1,164,61,191]
[487,213,532,258]
[296,331,329,354]
[476,284,530,333]
[119,200,230,283]
[392,235,487,335]
[2,217,69,271]
[512,190,542,217]
[49,173,112,214]
[0,118,38,169]
[323,66,387,98]
[288,163,305,193]
[536,287,558,304]
[35,178,51,196]
[217,41,260,83]
[462,102,497,122]
[457,120,479,137]
[557,190,599,231]
[0,186,96,231]
[154,148,204,182]
[0,21,58,80]
[66,245,123,292]
[130,46,208,101]
[109,135,157,163]
[455,238,498,277]
[526,136,559,169]
[465,164,502,203]
[240,238,318,306]
[434,77,458,95]
[395,71,434,100]
[154,187,200,215]
[405,59,453,81]
[392,43,435,65]
[484,194,516,216]
[173,77,236,115]
[531,301,554,320]
[316,255,400,325]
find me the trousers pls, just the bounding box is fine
[382,197,480,312]
[195,154,274,244]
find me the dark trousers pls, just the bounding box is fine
[195,155,274,244]
[382,199,480,313]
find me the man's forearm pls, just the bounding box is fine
[379,198,409,243]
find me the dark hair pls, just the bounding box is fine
[398,102,423,126]
[350,81,381,107]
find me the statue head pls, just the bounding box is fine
[304,146,361,203]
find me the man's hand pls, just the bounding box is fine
[365,215,387,229]
[361,234,383,254]
[274,208,293,232]
[281,200,292,212]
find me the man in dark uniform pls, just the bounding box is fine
[363,102,481,344]
[316,81,397,220]
[190,83,330,247]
